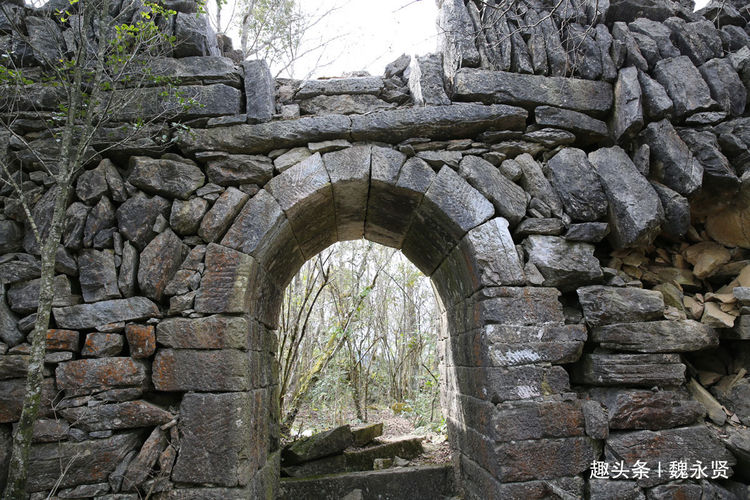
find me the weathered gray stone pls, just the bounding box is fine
[589,479,644,500]
[128,156,205,200]
[612,66,644,142]
[295,77,384,99]
[577,285,665,327]
[582,399,609,439]
[300,94,396,115]
[365,150,426,248]
[352,423,383,447]
[194,244,258,314]
[116,194,171,250]
[458,155,526,226]
[350,104,527,143]
[26,433,141,492]
[588,146,663,249]
[118,242,138,298]
[282,425,353,465]
[0,377,56,423]
[152,349,250,391]
[653,56,716,119]
[0,355,29,380]
[124,324,155,359]
[53,297,159,330]
[605,426,735,487]
[592,320,718,352]
[324,145,371,240]
[7,275,80,314]
[78,249,120,303]
[205,154,273,186]
[409,53,450,106]
[650,182,690,239]
[437,0,480,73]
[137,229,188,301]
[61,202,90,250]
[402,166,494,275]
[81,332,124,358]
[564,23,602,79]
[611,22,648,71]
[274,147,312,173]
[700,57,746,117]
[514,218,565,236]
[589,388,705,430]
[572,353,686,386]
[122,426,166,491]
[564,222,610,243]
[452,69,613,116]
[82,196,115,249]
[198,187,249,243]
[546,148,608,222]
[492,436,598,482]
[76,166,109,204]
[343,437,423,471]
[534,106,610,145]
[712,376,750,425]
[157,315,249,350]
[637,70,673,120]
[170,197,209,236]
[282,454,346,478]
[56,357,147,393]
[0,284,23,347]
[173,11,218,57]
[450,364,570,403]
[524,235,602,290]
[243,59,274,123]
[60,400,173,431]
[665,18,722,67]
[265,153,335,258]
[516,153,564,217]
[149,55,240,86]
[678,129,738,195]
[640,119,703,196]
[172,392,255,486]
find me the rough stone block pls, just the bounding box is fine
[56,357,148,394]
[156,315,249,350]
[60,400,173,431]
[137,229,189,301]
[46,329,80,352]
[172,392,255,487]
[652,56,716,119]
[125,324,156,359]
[546,147,608,222]
[243,59,275,123]
[523,235,602,290]
[198,187,250,243]
[26,432,141,492]
[81,332,124,357]
[588,146,663,248]
[152,349,250,391]
[0,377,56,423]
[78,249,120,303]
[494,436,599,482]
[409,53,451,106]
[589,388,704,430]
[457,155,526,226]
[572,353,685,387]
[205,153,273,186]
[128,156,205,200]
[591,320,718,353]
[604,425,736,487]
[577,285,665,327]
[534,106,610,145]
[452,69,613,116]
[282,425,353,465]
[640,119,703,196]
[450,365,570,403]
[491,398,587,442]
[194,243,256,314]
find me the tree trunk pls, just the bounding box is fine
[3,181,71,499]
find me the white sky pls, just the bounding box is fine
[212,0,439,79]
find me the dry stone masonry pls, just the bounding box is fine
[2,0,750,498]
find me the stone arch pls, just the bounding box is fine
[157,143,592,497]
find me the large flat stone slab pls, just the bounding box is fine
[52,297,159,330]
[157,315,249,350]
[591,320,718,352]
[577,285,665,327]
[588,388,704,430]
[452,69,613,116]
[56,357,148,394]
[152,349,251,391]
[572,353,685,386]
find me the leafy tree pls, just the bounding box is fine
[0,1,194,496]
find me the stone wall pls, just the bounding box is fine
[1,0,750,498]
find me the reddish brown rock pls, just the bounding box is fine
[81,333,124,357]
[125,324,156,358]
[46,329,80,352]
[56,357,148,394]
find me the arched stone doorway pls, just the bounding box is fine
[160,144,594,498]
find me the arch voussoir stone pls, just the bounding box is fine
[221,189,305,289]
[401,166,495,275]
[323,145,372,241]
[264,153,338,259]
[365,154,433,248]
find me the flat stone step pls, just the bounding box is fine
[278,465,456,500]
